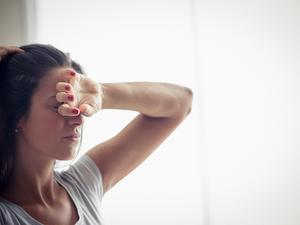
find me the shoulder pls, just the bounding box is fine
[56,154,104,199]
[0,201,14,224]
[0,200,9,214]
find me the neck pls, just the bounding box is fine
[0,147,61,207]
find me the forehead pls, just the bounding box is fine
[35,67,68,100]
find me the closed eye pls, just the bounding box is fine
[53,105,60,110]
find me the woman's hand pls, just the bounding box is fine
[55,68,104,117]
[0,46,24,61]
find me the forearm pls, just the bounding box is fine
[100,82,193,118]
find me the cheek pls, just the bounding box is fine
[32,110,64,137]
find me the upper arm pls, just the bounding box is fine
[86,110,190,194]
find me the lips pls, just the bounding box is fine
[64,132,80,138]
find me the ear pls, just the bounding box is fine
[17,116,26,130]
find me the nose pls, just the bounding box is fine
[67,113,84,126]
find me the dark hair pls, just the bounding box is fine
[0,44,84,190]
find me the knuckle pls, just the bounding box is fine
[56,92,64,102]
[56,82,62,90]
[58,107,63,115]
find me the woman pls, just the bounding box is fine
[0,44,193,225]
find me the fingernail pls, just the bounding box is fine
[72,109,79,114]
[65,86,70,91]
[68,95,74,101]
[70,71,76,76]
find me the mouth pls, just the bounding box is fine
[64,132,81,140]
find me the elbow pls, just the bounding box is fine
[157,83,193,119]
[174,86,194,118]
[183,87,194,115]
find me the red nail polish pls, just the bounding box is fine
[68,95,74,101]
[72,109,79,114]
[70,71,76,76]
[65,86,70,91]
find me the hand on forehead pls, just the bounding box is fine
[54,67,81,117]
[53,67,103,117]
[54,67,77,83]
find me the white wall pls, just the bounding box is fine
[193,0,300,224]
[4,0,299,224]
[35,1,202,225]
[0,0,25,45]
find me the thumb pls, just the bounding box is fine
[79,103,96,117]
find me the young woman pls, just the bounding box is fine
[0,44,193,225]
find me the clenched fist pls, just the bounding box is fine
[55,68,104,117]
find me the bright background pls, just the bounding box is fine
[0,0,299,224]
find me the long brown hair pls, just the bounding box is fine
[0,44,84,190]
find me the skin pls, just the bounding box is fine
[3,66,103,198]
[0,46,103,224]
[0,67,98,225]
[0,46,194,225]
[0,46,24,60]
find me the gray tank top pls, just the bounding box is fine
[0,154,105,225]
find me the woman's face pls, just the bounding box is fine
[17,67,84,161]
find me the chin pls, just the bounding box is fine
[56,147,78,161]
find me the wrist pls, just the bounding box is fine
[99,83,109,109]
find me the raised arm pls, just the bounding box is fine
[85,81,193,194]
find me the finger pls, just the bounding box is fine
[0,47,8,57]
[56,92,75,104]
[55,68,76,84]
[79,103,96,117]
[60,68,77,84]
[56,82,73,93]
[6,46,24,54]
[0,46,24,57]
[58,104,80,116]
